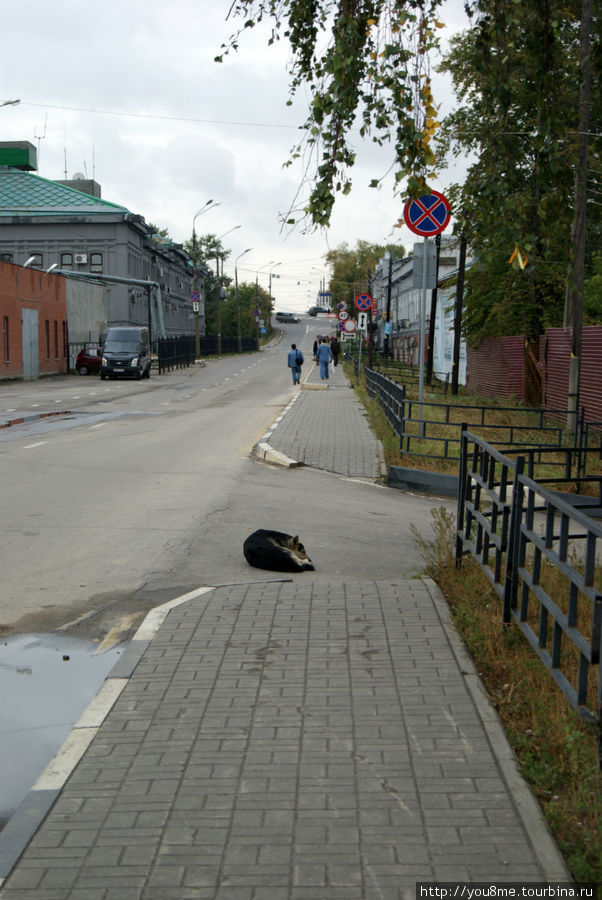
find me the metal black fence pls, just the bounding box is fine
[69,335,260,376]
[156,336,196,374]
[198,336,258,357]
[362,365,602,478]
[456,430,602,750]
[157,335,259,373]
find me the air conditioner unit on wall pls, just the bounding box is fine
[74,253,87,264]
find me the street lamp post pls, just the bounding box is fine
[215,225,241,355]
[235,248,253,352]
[192,199,221,359]
[268,262,282,305]
[255,261,275,339]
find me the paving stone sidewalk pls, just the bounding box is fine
[0,578,568,899]
[261,363,386,479]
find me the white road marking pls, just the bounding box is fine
[24,441,47,449]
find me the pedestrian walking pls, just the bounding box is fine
[287,343,304,385]
[313,337,319,361]
[315,336,334,380]
[330,336,341,367]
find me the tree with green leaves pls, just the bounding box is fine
[325,239,405,307]
[216,0,444,229]
[222,280,273,339]
[184,233,234,337]
[437,0,600,346]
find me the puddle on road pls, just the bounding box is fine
[0,633,122,829]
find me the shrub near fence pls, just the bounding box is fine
[456,430,602,756]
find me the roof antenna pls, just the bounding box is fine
[34,113,47,169]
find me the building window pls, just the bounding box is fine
[90,252,103,273]
[60,253,73,270]
[1,253,13,264]
[3,316,9,362]
[45,320,50,359]
[29,253,43,268]
[54,321,59,359]
[62,321,68,358]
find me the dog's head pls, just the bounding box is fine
[290,536,314,570]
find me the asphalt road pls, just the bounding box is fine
[0,320,453,647]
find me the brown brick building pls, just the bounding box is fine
[0,260,67,380]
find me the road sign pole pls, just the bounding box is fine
[418,236,428,437]
[402,189,450,435]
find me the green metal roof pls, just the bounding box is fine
[0,168,131,216]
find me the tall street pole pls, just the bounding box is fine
[426,234,441,384]
[214,225,241,355]
[216,252,222,355]
[235,248,253,353]
[563,0,591,435]
[255,260,275,346]
[192,199,221,359]
[384,252,393,358]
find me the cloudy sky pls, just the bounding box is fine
[1,0,470,312]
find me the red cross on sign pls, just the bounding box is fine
[403,190,451,237]
[355,294,372,311]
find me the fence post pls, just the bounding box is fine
[455,424,469,568]
[503,455,525,625]
[399,385,406,454]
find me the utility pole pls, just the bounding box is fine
[426,234,441,384]
[384,252,393,358]
[215,251,222,355]
[367,272,374,369]
[563,0,591,435]
[452,231,467,396]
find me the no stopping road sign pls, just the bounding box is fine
[355,294,373,311]
[403,190,450,237]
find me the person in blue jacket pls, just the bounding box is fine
[315,337,334,380]
[287,343,304,385]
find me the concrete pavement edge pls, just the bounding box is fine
[423,576,572,882]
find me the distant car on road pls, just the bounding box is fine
[275,311,300,323]
[75,346,102,375]
[308,306,330,317]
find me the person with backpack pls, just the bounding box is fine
[315,336,334,380]
[287,343,304,385]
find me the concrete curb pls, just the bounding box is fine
[255,441,300,468]
[388,465,459,497]
[254,390,302,468]
[425,576,572,882]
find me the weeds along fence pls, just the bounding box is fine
[456,430,602,755]
[363,365,602,479]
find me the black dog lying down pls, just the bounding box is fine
[243,529,315,573]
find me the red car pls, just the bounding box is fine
[75,346,102,375]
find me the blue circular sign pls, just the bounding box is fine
[355,294,372,311]
[403,190,451,236]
